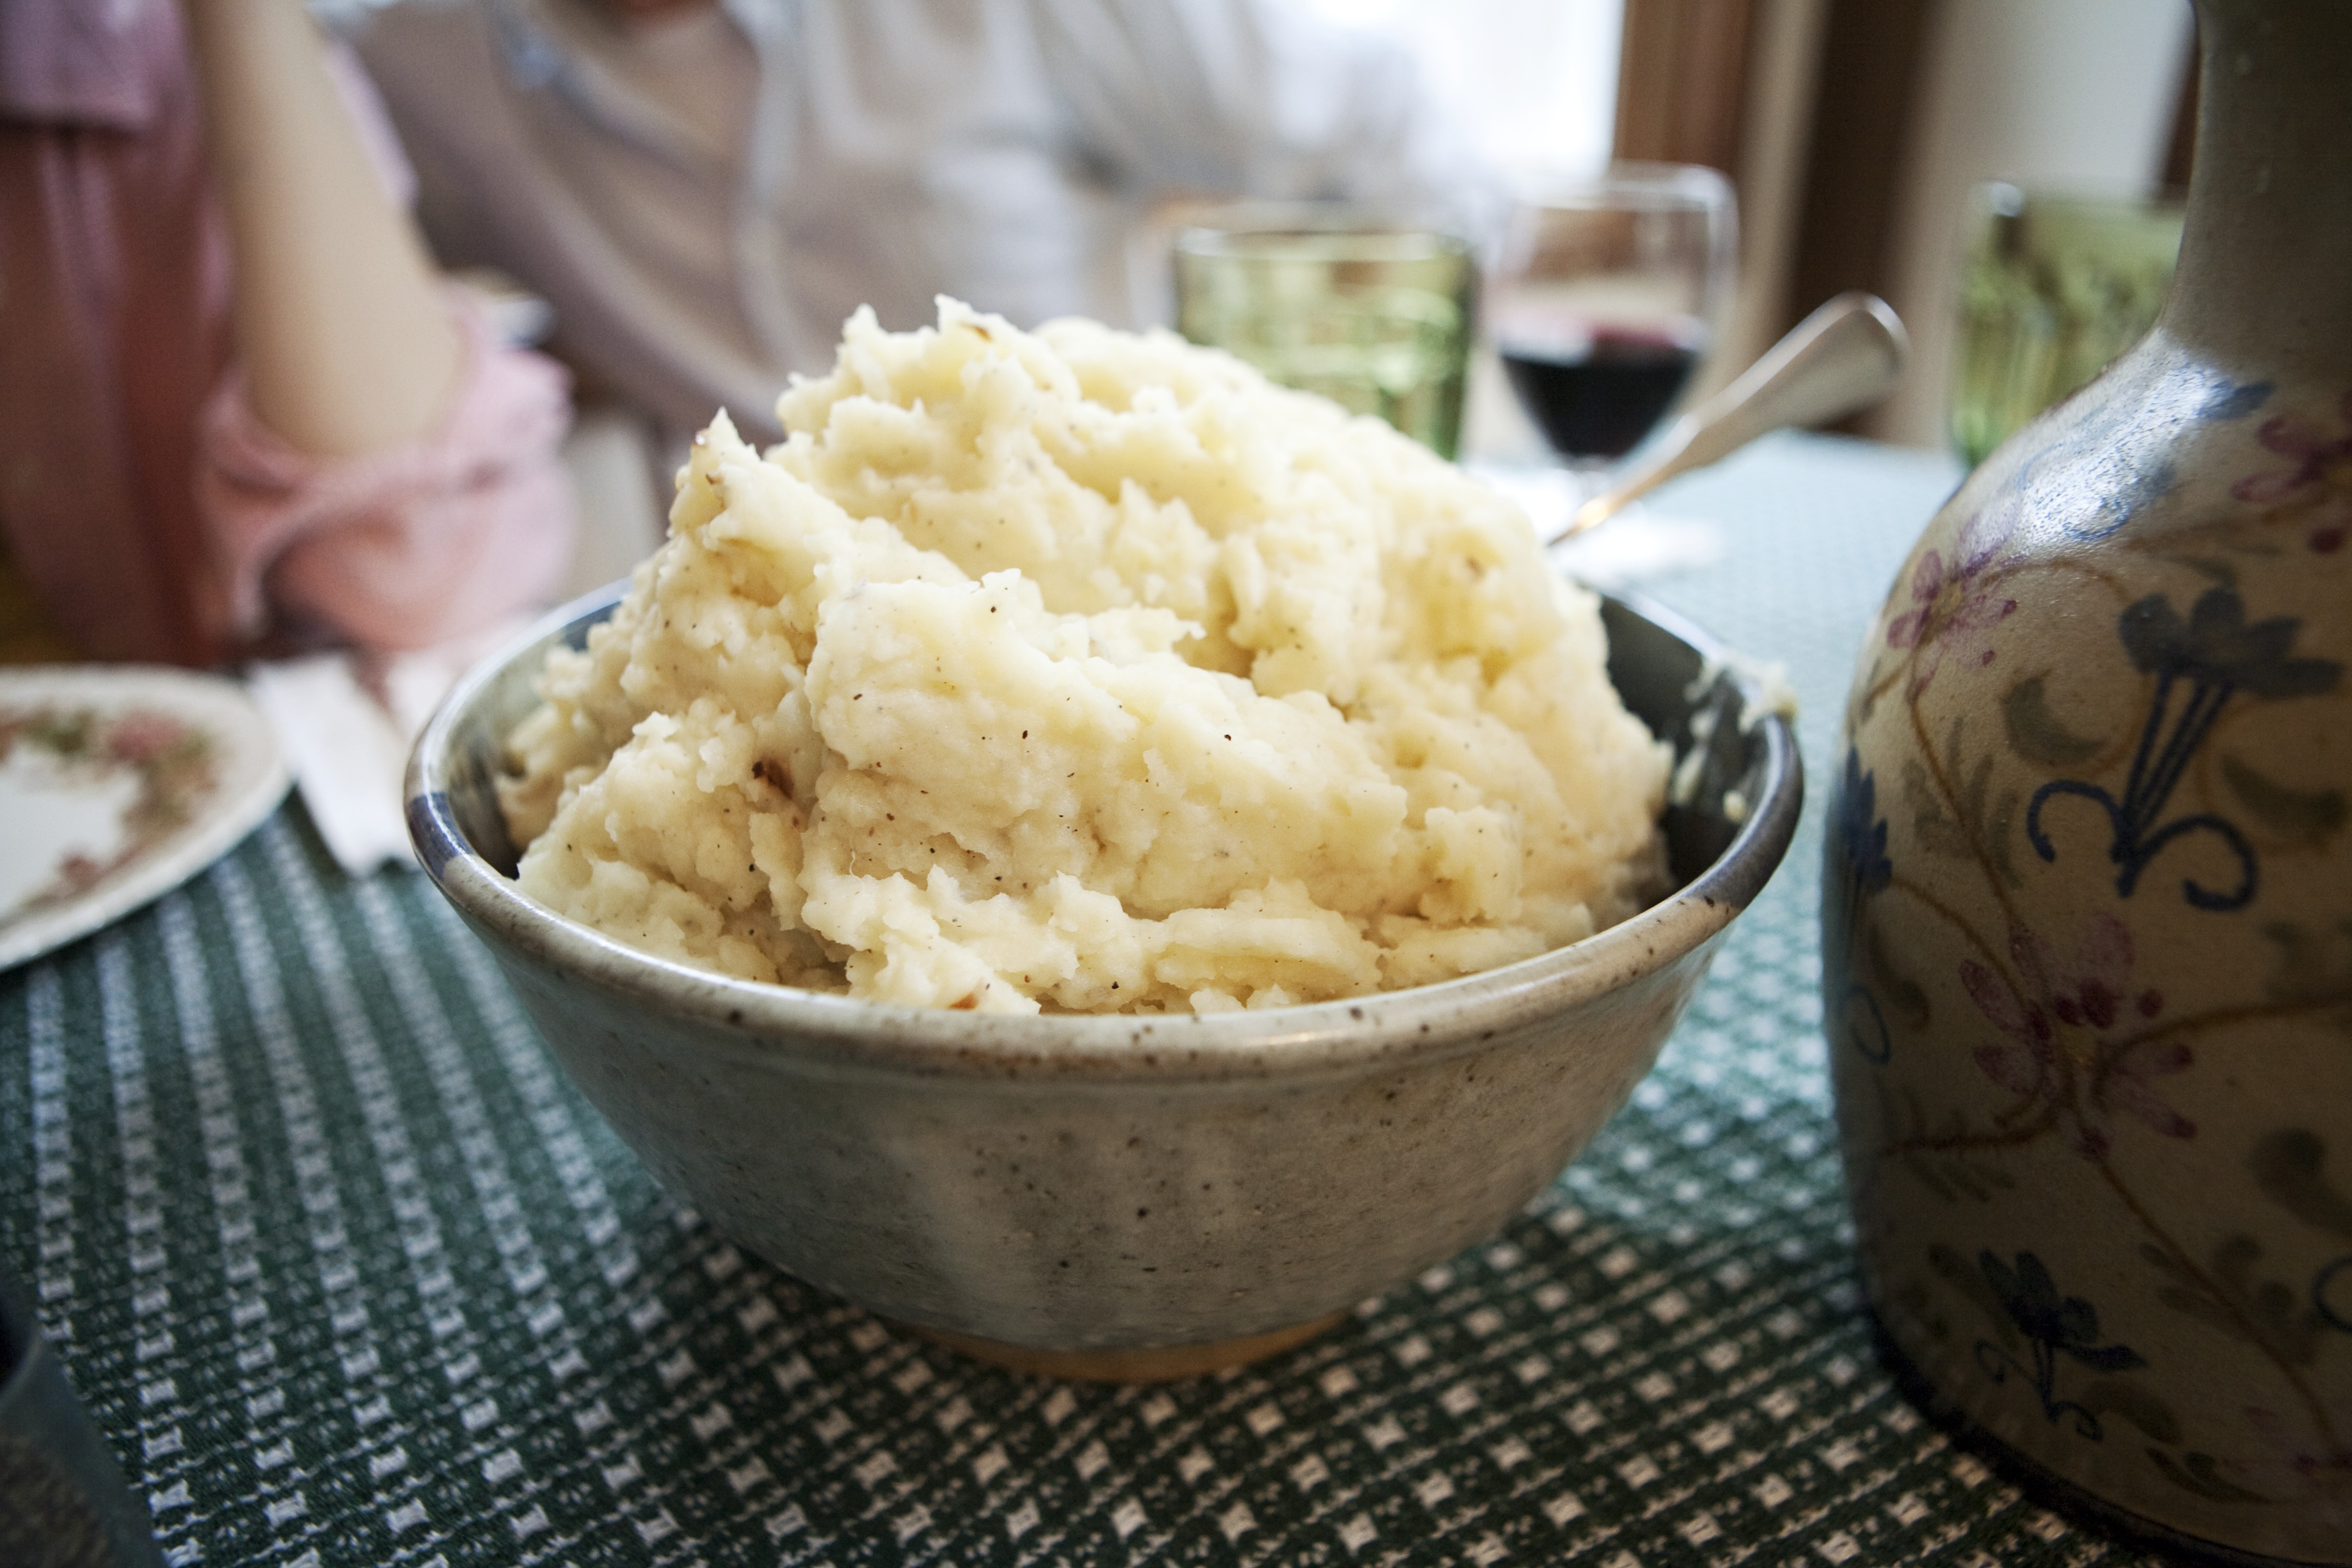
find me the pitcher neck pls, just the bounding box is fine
[2162,0,2352,383]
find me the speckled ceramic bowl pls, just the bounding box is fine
[407,586,1798,1377]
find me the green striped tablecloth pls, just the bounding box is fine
[3,435,2188,1567]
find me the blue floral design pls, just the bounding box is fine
[2017,408,2173,543]
[1836,749,1894,895]
[2079,459,2180,541]
[2024,370,2268,541]
[1824,748,1895,1064]
[1975,1249,2148,1439]
[2028,586,2341,911]
[2203,378,2276,422]
[2318,1256,2352,1336]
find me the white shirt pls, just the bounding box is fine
[351,0,1482,447]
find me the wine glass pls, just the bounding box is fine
[1485,164,1738,494]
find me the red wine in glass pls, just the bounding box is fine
[1498,317,1705,461]
[1488,165,1734,479]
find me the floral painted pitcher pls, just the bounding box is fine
[1823,1,2351,1559]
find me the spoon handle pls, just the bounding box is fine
[1553,291,1909,543]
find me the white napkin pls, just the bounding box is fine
[245,655,415,873]
[246,620,528,876]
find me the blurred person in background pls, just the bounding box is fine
[0,0,577,668]
[347,0,1483,456]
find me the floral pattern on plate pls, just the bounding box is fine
[0,668,288,973]
[0,704,219,923]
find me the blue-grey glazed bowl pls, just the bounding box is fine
[407,585,1798,1376]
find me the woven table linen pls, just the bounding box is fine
[2,433,2189,1567]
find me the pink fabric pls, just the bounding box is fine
[0,0,165,128]
[0,0,574,666]
[202,290,576,653]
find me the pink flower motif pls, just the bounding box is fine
[2230,389,2352,555]
[2235,1402,2352,1529]
[1885,498,2019,693]
[1957,913,2189,1159]
[105,710,189,765]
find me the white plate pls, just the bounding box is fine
[0,667,290,971]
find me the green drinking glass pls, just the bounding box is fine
[1172,205,1475,460]
[1949,182,2186,467]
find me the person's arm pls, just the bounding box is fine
[181,0,461,457]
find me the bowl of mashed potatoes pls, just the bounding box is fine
[407,302,1800,1376]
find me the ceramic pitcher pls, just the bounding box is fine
[1824,1,2351,1559]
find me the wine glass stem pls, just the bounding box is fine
[1560,458,1617,515]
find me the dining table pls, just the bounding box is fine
[0,431,2194,1567]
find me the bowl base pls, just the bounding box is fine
[904,1310,1349,1382]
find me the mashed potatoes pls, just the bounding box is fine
[499,300,1669,1014]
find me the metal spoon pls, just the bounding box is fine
[1549,291,1909,544]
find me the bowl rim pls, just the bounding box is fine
[406,585,1800,1085]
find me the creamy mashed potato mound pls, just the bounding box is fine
[499,300,1670,1014]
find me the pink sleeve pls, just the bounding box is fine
[198,289,579,654]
